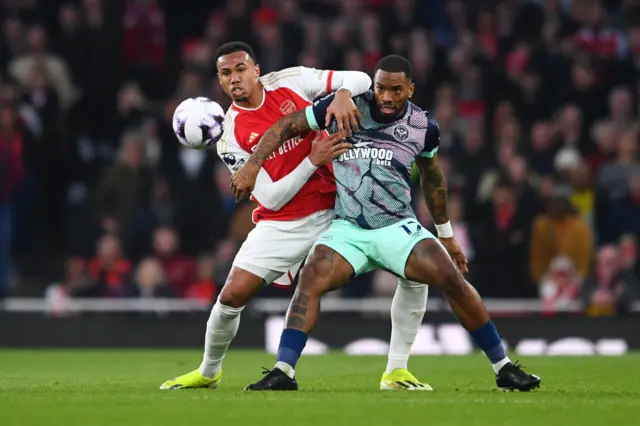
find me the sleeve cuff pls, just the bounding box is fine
[301,155,319,172]
[305,106,321,131]
[419,147,439,158]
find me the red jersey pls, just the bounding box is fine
[217,66,337,223]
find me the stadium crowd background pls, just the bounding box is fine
[1,0,639,316]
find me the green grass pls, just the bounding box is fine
[0,350,638,426]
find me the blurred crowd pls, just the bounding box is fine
[1,0,640,315]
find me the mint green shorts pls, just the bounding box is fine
[312,218,436,278]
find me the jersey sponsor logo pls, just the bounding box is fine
[393,124,409,142]
[337,144,394,166]
[222,153,245,171]
[280,100,296,115]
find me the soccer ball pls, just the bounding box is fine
[172,97,225,149]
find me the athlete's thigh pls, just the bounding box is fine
[403,238,460,287]
[368,218,437,278]
[233,213,329,285]
[300,243,356,292]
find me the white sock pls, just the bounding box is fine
[386,279,428,374]
[198,302,245,378]
[274,361,295,379]
[492,357,511,375]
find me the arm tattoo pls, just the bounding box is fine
[286,292,309,330]
[248,110,312,167]
[416,155,449,225]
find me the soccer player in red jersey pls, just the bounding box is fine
[161,43,431,391]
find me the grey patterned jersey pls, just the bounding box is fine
[305,90,440,229]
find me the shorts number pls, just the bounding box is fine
[400,221,421,235]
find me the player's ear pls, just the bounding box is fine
[408,82,415,99]
[254,64,261,78]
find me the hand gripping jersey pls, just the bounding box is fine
[217,67,338,223]
[305,90,441,230]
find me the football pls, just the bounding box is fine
[172,97,225,149]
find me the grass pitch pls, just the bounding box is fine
[0,350,638,426]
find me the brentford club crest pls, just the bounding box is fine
[280,100,296,115]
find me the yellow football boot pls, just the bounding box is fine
[380,368,433,391]
[160,369,222,390]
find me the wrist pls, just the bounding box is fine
[306,155,321,168]
[336,88,352,97]
[435,221,453,238]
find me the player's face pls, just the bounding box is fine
[217,51,260,103]
[373,70,414,117]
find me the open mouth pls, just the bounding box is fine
[380,105,396,114]
[231,87,244,96]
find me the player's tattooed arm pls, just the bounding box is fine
[248,110,312,167]
[415,155,449,225]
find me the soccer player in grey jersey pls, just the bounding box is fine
[233,55,541,392]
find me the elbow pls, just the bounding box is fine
[356,71,372,91]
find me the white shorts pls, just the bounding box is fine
[232,209,334,286]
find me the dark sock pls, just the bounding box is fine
[469,320,506,363]
[276,328,308,369]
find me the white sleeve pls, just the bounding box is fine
[216,112,250,173]
[261,66,371,102]
[252,157,318,211]
[329,70,372,97]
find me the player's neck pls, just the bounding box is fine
[234,84,265,110]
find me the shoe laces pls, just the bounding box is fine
[509,361,530,377]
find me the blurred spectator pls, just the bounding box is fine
[123,0,166,97]
[185,254,218,304]
[472,179,534,298]
[596,129,640,199]
[8,25,78,109]
[530,194,593,284]
[1,17,27,70]
[44,257,91,315]
[569,163,595,229]
[585,120,617,180]
[95,130,153,247]
[0,101,24,298]
[83,234,132,297]
[539,256,582,312]
[212,239,238,288]
[131,257,174,298]
[608,87,634,132]
[581,244,640,316]
[602,170,640,242]
[151,227,196,297]
[529,120,558,175]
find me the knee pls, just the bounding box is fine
[299,258,332,296]
[435,266,466,296]
[218,285,250,308]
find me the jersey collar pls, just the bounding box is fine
[232,86,266,111]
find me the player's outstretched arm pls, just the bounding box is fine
[415,155,468,273]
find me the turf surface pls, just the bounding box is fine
[0,350,638,426]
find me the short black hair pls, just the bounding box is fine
[375,55,413,80]
[215,42,257,64]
